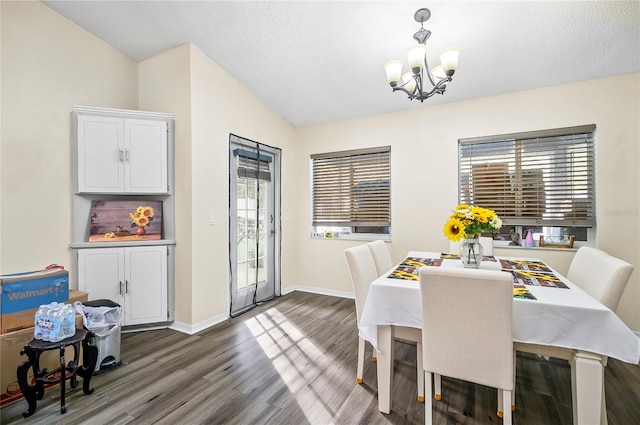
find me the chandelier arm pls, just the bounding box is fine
[414,76,452,101]
[422,53,437,88]
[392,86,415,97]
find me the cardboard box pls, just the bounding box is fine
[1,270,69,333]
[0,291,88,407]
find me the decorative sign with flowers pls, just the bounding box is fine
[89,200,162,242]
[443,204,502,241]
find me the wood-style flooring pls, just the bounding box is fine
[1,291,639,424]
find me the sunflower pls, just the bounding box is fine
[443,217,465,242]
[130,206,155,227]
[130,212,149,227]
[137,206,154,218]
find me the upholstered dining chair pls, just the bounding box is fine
[449,236,494,256]
[566,246,634,312]
[367,240,393,277]
[344,245,425,402]
[513,246,634,421]
[419,267,514,425]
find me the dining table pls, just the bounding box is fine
[358,251,640,425]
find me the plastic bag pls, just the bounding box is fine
[73,301,121,337]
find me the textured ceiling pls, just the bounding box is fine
[43,1,640,128]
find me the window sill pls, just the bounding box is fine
[493,240,579,252]
[310,233,391,242]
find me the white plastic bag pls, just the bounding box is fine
[73,301,121,337]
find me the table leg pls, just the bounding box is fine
[16,347,37,418]
[571,351,606,425]
[59,345,67,414]
[377,325,394,414]
[77,332,97,395]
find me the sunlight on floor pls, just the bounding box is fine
[244,307,341,423]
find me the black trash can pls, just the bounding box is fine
[80,299,122,374]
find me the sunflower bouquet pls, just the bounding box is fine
[130,205,155,228]
[443,204,502,242]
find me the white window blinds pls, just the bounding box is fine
[233,148,272,181]
[459,125,595,227]
[311,147,391,227]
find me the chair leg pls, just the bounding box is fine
[501,350,517,415]
[425,371,434,425]
[434,373,442,400]
[601,382,608,425]
[512,350,516,411]
[502,389,512,424]
[356,338,365,384]
[416,342,424,402]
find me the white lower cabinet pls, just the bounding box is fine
[78,246,168,326]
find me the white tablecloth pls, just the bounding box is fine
[359,251,640,364]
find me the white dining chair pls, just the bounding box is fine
[419,267,514,425]
[345,245,425,402]
[514,246,633,422]
[367,240,393,277]
[449,236,494,255]
[566,246,634,312]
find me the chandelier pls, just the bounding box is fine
[384,8,460,102]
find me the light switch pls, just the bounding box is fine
[208,213,215,225]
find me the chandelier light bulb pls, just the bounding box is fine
[431,65,446,82]
[439,48,460,75]
[402,72,417,93]
[384,60,404,86]
[407,44,427,73]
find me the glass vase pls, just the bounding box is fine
[460,236,484,269]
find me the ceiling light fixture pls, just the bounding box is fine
[384,8,460,102]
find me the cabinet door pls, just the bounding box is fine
[124,246,168,325]
[124,119,168,193]
[77,115,124,193]
[78,248,125,304]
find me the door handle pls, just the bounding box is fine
[126,280,129,294]
[119,281,123,295]
[118,149,124,162]
[125,149,129,162]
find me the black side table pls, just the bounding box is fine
[16,328,98,417]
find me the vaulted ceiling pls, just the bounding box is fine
[43,1,640,127]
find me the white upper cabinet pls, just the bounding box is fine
[76,115,168,194]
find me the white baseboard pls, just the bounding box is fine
[282,285,354,300]
[169,312,229,335]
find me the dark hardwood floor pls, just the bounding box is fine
[2,291,639,425]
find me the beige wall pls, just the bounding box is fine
[139,44,297,326]
[2,2,639,331]
[1,1,138,273]
[294,74,640,329]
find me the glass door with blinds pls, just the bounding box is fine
[229,135,281,317]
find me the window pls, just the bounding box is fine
[459,125,595,244]
[311,146,391,238]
